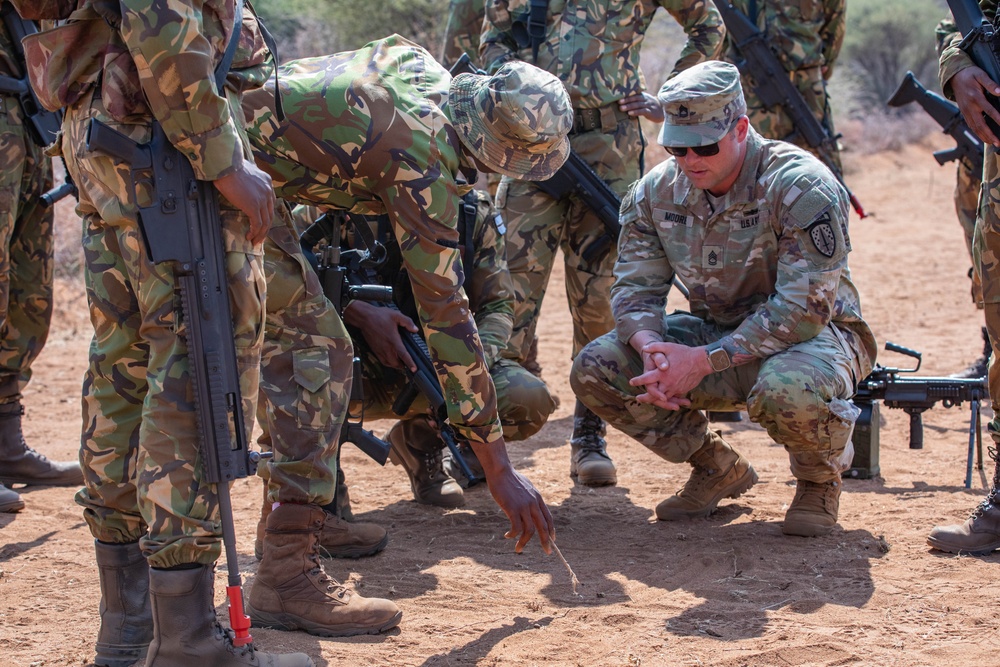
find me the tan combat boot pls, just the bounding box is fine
[147,564,313,667]
[386,418,465,508]
[655,430,757,520]
[782,478,842,537]
[253,486,387,561]
[569,400,617,487]
[0,401,82,487]
[927,490,1000,555]
[247,503,402,637]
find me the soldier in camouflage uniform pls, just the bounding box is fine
[927,2,1000,554]
[329,191,557,508]
[571,61,876,537]
[441,0,485,67]
[0,2,82,512]
[240,35,568,630]
[721,0,846,170]
[936,17,990,380]
[17,1,314,665]
[481,0,724,488]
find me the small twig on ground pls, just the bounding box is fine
[552,542,581,596]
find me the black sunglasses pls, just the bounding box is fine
[664,142,721,158]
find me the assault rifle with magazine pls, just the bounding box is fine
[715,1,866,218]
[300,212,482,486]
[948,0,1000,138]
[850,342,987,488]
[887,71,984,174]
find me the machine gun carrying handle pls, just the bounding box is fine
[884,341,922,371]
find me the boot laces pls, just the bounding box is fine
[213,621,257,658]
[571,412,608,454]
[971,446,1000,520]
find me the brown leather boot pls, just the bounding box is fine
[254,487,387,561]
[94,541,152,667]
[927,467,1000,554]
[655,430,757,520]
[569,401,617,487]
[951,326,991,379]
[247,503,402,637]
[146,564,313,667]
[0,482,23,512]
[782,479,842,537]
[0,401,82,487]
[386,418,465,508]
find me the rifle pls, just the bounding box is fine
[715,1,867,218]
[85,117,264,646]
[887,71,984,174]
[850,341,987,488]
[0,4,75,206]
[301,212,484,487]
[948,0,1000,138]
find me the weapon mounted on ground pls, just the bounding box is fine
[850,342,986,488]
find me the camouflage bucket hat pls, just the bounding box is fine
[656,60,747,147]
[450,61,573,180]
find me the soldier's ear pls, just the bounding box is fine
[734,116,750,142]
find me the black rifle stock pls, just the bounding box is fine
[887,71,984,173]
[716,1,867,218]
[850,341,987,488]
[948,0,1000,139]
[86,117,260,646]
[0,4,75,206]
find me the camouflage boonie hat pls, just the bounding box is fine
[450,61,572,180]
[656,60,747,147]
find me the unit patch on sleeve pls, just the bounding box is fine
[807,213,837,258]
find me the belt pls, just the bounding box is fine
[571,104,632,135]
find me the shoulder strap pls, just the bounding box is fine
[459,191,477,293]
[214,0,244,92]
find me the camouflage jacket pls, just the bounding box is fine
[480,0,724,109]
[0,3,22,79]
[613,128,876,368]
[243,36,505,446]
[16,0,273,180]
[441,0,486,67]
[937,4,999,96]
[724,0,846,76]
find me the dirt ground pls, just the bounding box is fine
[1,132,998,667]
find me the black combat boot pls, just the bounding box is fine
[569,400,617,487]
[928,446,1000,554]
[146,564,314,667]
[0,401,82,486]
[93,541,153,667]
[952,326,992,379]
[0,481,23,512]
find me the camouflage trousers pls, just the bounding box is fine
[65,94,265,569]
[975,146,1000,444]
[744,66,841,173]
[570,313,868,483]
[0,94,54,403]
[957,158,983,307]
[497,118,642,363]
[256,210,353,507]
[356,354,555,445]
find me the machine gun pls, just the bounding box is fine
[850,342,987,488]
[85,117,266,646]
[0,4,75,206]
[300,213,482,486]
[716,1,866,218]
[948,0,1000,138]
[887,71,984,174]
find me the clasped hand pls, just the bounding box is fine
[629,341,710,410]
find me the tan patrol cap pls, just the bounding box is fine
[656,60,747,147]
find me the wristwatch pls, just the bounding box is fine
[706,344,731,373]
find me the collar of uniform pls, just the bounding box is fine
[678,128,766,213]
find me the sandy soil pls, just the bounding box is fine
[1,132,997,667]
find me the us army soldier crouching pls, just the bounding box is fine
[570,61,876,537]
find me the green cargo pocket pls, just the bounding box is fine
[292,346,332,432]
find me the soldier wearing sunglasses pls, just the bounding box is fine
[571,61,876,538]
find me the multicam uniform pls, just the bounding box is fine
[25,0,272,568]
[243,35,512,461]
[480,0,724,364]
[0,8,54,409]
[441,0,485,66]
[571,128,876,481]
[940,0,1000,440]
[722,0,845,168]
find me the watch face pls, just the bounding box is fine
[709,348,730,371]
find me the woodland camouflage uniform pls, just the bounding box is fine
[441,0,485,66]
[722,0,846,169]
[244,35,571,453]
[571,62,876,531]
[480,0,724,368]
